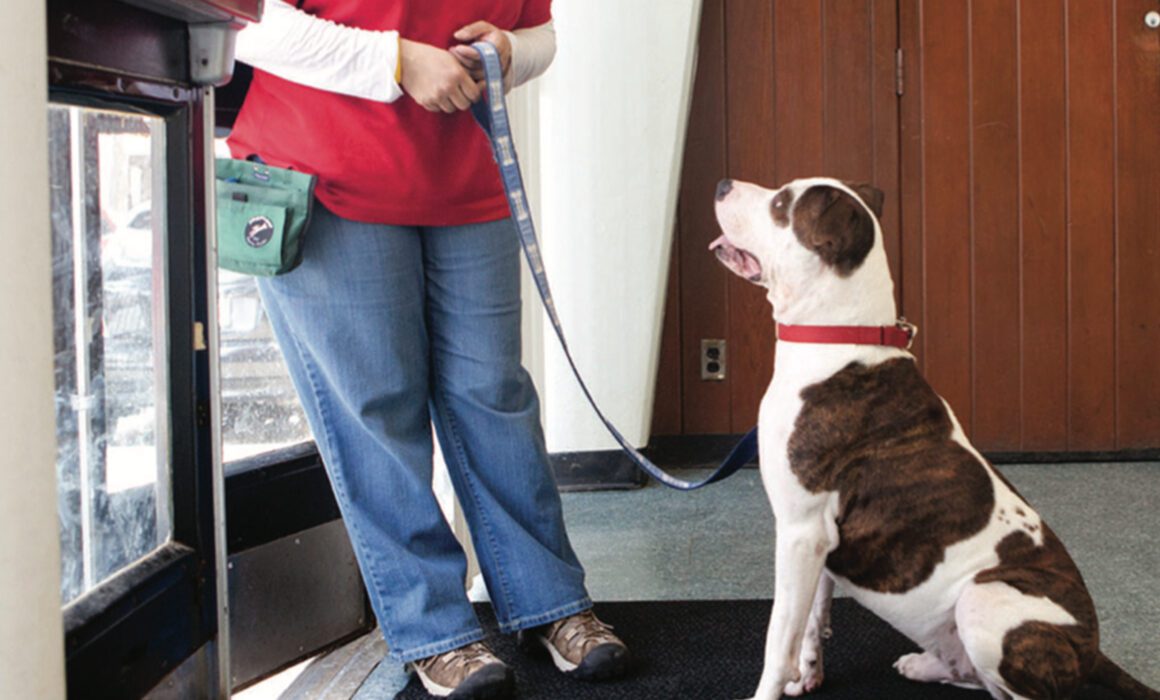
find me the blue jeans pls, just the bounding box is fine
[257,204,591,662]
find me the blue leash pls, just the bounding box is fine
[469,42,757,490]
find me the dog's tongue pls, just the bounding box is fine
[709,234,762,280]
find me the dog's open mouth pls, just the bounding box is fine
[709,234,762,282]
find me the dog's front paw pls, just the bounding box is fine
[783,679,820,696]
[784,640,824,695]
[784,669,824,696]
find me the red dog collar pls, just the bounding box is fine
[777,319,917,349]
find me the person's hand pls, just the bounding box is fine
[449,21,512,81]
[399,38,481,113]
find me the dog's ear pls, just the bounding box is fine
[793,185,876,276]
[843,181,885,218]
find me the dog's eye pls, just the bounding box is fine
[770,191,795,226]
[771,191,794,213]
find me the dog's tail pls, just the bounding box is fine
[1091,652,1160,700]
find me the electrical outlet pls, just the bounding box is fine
[701,339,726,381]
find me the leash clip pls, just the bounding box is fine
[896,317,918,350]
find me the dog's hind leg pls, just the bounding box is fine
[894,650,986,691]
[892,617,984,690]
[784,572,833,696]
[955,581,1087,700]
[895,651,959,682]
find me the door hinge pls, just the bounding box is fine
[895,48,905,97]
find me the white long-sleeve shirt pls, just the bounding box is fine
[234,0,556,103]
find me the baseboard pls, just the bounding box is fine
[549,450,649,492]
[550,434,760,492]
[986,449,1160,464]
[643,434,760,469]
[551,434,1159,491]
[643,434,1159,467]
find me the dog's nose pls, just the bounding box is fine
[716,179,733,201]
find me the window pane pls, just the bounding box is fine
[50,104,172,605]
[217,270,312,466]
[213,142,312,467]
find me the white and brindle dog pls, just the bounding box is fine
[711,177,1159,700]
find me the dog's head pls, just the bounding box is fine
[711,177,889,320]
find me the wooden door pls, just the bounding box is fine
[653,0,901,436]
[899,0,1160,452]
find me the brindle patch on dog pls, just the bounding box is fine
[999,621,1087,699]
[787,358,994,593]
[975,526,1099,697]
[977,527,1096,625]
[842,181,885,219]
[791,185,877,276]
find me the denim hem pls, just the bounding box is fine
[496,597,593,635]
[391,628,487,664]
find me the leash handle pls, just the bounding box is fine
[469,42,756,490]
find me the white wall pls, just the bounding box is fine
[536,1,702,452]
[0,0,68,697]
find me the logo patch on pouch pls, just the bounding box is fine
[244,216,275,248]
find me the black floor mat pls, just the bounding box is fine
[390,599,1124,699]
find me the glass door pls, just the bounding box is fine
[46,0,366,695]
[45,0,257,694]
[48,87,220,697]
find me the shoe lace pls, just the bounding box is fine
[552,611,619,656]
[417,642,497,680]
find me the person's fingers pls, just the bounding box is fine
[474,30,507,54]
[460,78,481,104]
[470,30,511,72]
[449,45,479,62]
[449,86,471,111]
[449,47,483,77]
[449,45,473,61]
[453,20,494,41]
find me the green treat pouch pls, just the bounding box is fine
[215,158,317,276]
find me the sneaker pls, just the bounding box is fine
[409,641,514,698]
[520,610,631,681]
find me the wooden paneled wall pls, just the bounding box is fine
[899,0,1160,451]
[653,0,900,436]
[655,0,1160,454]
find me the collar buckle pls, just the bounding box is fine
[896,317,918,350]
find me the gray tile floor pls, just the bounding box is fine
[563,462,1160,687]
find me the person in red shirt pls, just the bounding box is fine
[229,3,630,697]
